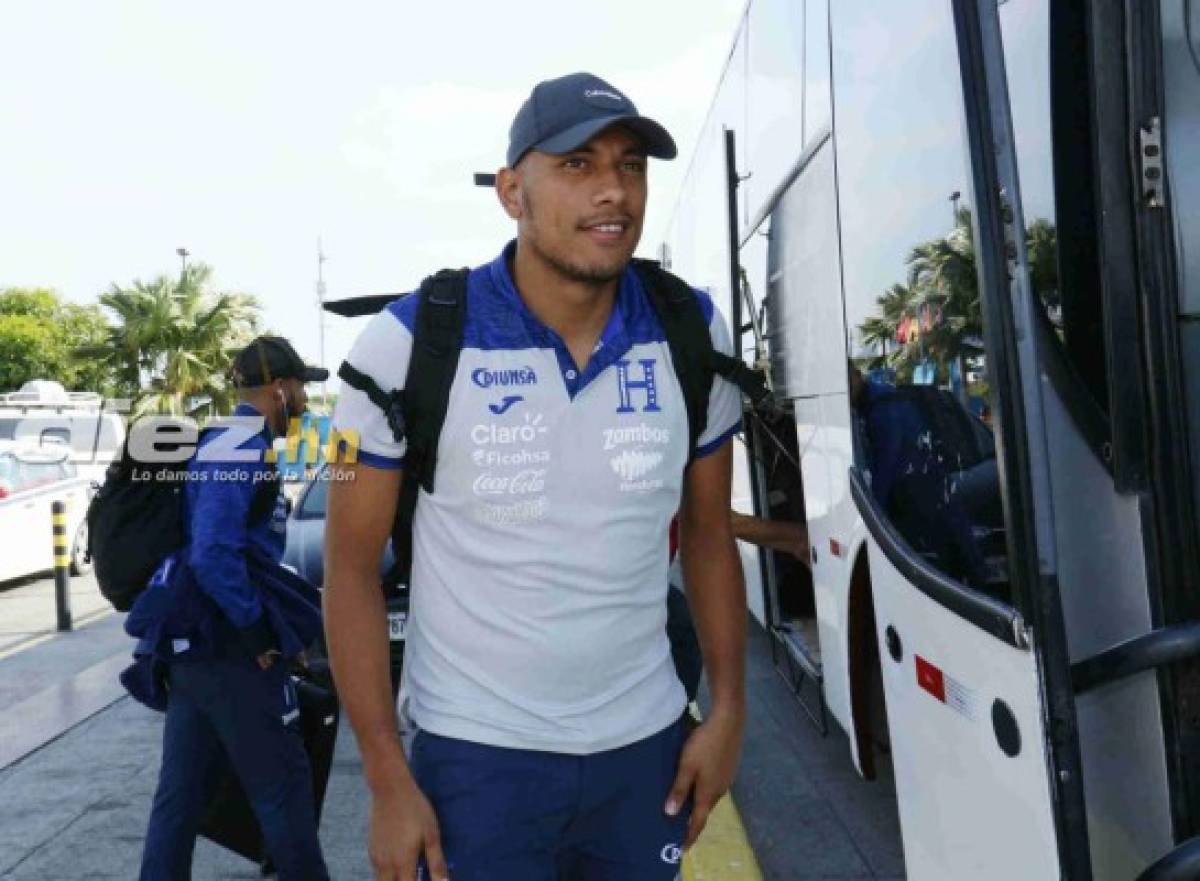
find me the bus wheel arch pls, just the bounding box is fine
[847,545,887,781]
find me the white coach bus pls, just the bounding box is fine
[661,0,1200,878]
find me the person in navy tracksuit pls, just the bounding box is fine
[849,364,990,587]
[136,336,330,881]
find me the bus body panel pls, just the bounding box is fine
[1040,322,1174,877]
[868,552,1061,879]
[816,393,857,767]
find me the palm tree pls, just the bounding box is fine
[858,283,920,373]
[1025,217,1060,323]
[856,210,1058,387]
[76,263,261,417]
[905,217,984,374]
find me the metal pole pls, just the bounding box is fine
[724,129,743,354]
[316,238,328,406]
[51,500,72,632]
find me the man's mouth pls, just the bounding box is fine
[581,219,631,243]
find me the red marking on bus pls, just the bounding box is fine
[829,538,844,558]
[915,655,946,703]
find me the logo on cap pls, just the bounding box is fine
[583,88,627,108]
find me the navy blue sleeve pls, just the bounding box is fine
[186,457,268,633]
[866,402,905,509]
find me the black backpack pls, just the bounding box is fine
[88,431,282,611]
[336,259,770,590]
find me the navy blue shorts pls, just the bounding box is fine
[411,717,691,881]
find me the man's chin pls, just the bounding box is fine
[553,255,629,285]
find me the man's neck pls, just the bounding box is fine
[238,397,279,439]
[510,241,620,369]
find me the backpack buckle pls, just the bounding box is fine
[384,392,406,443]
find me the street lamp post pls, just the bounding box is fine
[176,247,190,276]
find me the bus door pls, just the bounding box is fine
[833,0,1090,877]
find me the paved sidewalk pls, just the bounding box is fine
[0,696,376,880]
[0,570,113,657]
[0,584,904,879]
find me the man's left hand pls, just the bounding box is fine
[663,704,746,849]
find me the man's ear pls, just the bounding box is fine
[496,167,523,220]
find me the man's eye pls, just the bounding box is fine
[623,160,647,173]
[563,157,587,170]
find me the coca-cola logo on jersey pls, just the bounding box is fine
[472,468,547,496]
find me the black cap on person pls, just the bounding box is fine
[230,335,328,387]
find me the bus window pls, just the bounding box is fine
[832,0,1011,602]
[999,0,1109,415]
[803,0,830,142]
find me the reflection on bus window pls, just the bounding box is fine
[849,364,1004,590]
[999,0,1062,331]
[832,0,1015,602]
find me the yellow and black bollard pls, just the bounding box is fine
[52,500,72,632]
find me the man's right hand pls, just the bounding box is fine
[369,776,449,881]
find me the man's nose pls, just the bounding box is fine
[592,162,628,206]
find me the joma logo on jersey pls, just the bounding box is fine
[614,359,661,413]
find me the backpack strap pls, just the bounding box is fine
[632,259,715,463]
[401,268,470,493]
[711,350,778,418]
[337,360,407,442]
[332,269,469,590]
[393,268,469,588]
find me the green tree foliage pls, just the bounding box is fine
[0,288,115,393]
[76,263,261,417]
[858,209,1059,383]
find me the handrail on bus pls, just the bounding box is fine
[1135,835,1200,881]
[1070,621,1200,695]
[738,126,832,248]
[848,467,1029,649]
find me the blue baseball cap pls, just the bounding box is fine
[506,72,677,168]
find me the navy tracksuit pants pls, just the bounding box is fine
[138,652,329,881]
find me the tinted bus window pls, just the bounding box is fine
[832,0,1011,600]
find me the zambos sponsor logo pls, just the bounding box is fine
[471,366,537,389]
[602,424,670,451]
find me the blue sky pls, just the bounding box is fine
[0,0,744,384]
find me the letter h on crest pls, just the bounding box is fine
[615,359,661,413]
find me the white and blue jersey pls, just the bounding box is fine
[333,242,741,754]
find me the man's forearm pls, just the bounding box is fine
[323,571,411,793]
[680,531,747,711]
[729,512,810,563]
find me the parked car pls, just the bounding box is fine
[0,440,93,583]
[283,465,408,652]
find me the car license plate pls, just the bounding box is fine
[387,610,408,642]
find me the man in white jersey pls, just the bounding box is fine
[324,71,746,881]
